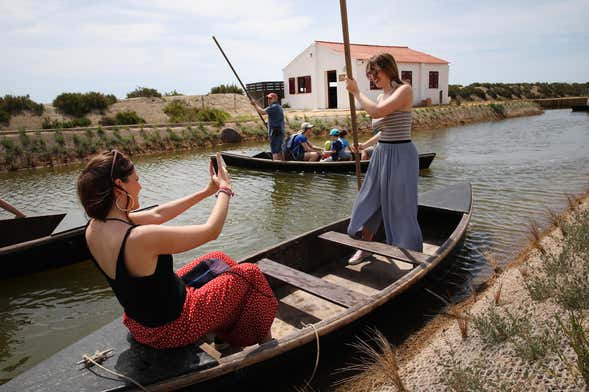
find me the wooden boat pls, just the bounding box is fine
[1,182,471,391]
[214,151,436,173]
[0,206,156,279]
[0,211,90,278]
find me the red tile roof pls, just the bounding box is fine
[315,41,449,64]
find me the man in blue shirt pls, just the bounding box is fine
[252,92,285,161]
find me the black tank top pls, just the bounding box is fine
[86,221,186,327]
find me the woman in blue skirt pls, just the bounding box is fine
[345,53,423,264]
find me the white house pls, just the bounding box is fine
[283,41,450,110]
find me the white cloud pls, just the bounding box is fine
[0,0,587,101]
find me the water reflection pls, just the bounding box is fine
[0,109,588,383]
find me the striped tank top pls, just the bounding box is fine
[372,111,412,142]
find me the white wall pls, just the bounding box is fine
[284,43,450,109]
[419,63,450,105]
[282,44,317,110]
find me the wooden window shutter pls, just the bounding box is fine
[401,71,413,86]
[429,71,439,89]
[289,78,296,94]
[305,76,312,93]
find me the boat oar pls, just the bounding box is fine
[212,36,268,130]
[339,0,362,190]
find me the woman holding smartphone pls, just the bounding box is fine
[78,150,277,349]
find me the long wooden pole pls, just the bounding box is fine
[212,36,268,129]
[339,0,362,190]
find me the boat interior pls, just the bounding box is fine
[235,205,464,347]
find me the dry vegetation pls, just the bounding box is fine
[335,192,589,391]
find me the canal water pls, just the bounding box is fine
[0,109,587,386]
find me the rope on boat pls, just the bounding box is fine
[80,351,148,392]
[301,322,320,388]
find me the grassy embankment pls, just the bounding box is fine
[335,191,589,391]
[0,101,541,172]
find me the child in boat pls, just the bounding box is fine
[338,130,353,161]
[320,129,344,162]
[77,150,277,349]
[322,140,332,160]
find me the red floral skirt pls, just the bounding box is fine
[123,251,278,349]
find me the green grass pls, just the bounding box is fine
[524,209,589,310]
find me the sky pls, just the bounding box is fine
[1,0,588,103]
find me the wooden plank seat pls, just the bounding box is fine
[256,258,368,308]
[318,231,431,267]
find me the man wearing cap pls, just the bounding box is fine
[289,122,322,161]
[252,92,285,161]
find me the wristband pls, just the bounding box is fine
[215,186,234,198]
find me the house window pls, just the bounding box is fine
[297,75,312,94]
[369,80,380,90]
[288,78,296,95]
[401,71,413,86]
[429,71,439,89]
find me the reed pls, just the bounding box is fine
[518,265,529,278]
[336,328,407,392]
[494,283,503,306]
[566,194,579,212]
[546,208,563,229]
[527,219,546,255]
[426,288,470,340]
[483,250,502,274]
[555,311,589,385]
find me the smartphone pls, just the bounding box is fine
[212,155,227,175]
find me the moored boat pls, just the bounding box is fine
[0,206,156,279]
[214,151,436,173]
[0,182,471,391]
[0,211,90,278]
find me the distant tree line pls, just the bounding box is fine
[449,82,589,101]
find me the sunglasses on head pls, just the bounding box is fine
[110,149,120,180]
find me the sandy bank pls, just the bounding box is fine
[338,191,589,391]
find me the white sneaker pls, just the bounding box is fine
[348,250,372,265]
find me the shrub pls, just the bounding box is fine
[53,92,113,117]
[53,130,65,146]
[42,117,91,129]
[99,116,117,126]
[210,84,243,94]
[163,101,199,123]
[0,109,9,124]
[105,94,117,105]
[195,108,229,124]
[0,94,44,116]
[114,110,145,125]
[164,90,183,96]
[488,103,506,117]
[126,86,162,98]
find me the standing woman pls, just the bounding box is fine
[78,151,277,349]
[345,53,423,264]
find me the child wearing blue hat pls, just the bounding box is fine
[338,129,353,161]
[320,129,344,162]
